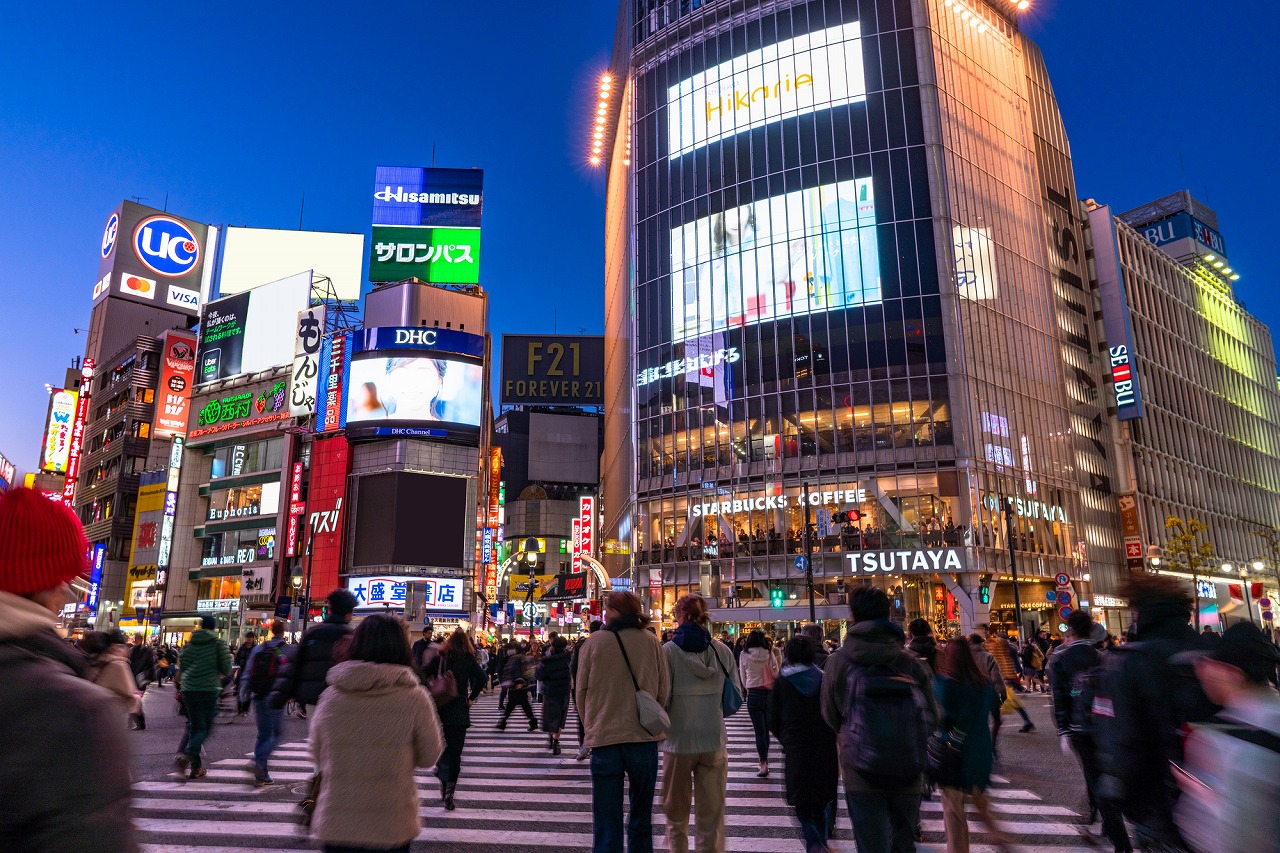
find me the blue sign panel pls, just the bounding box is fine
[372,166,484,228]
[1135,212,1227,257]
[87,544,106,612]
[358,326,486,359]
[1089,206,1145,420]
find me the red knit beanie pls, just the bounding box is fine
[0,488,90,596]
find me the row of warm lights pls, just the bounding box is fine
[1203,253,1241,282]
[943,0,1027,31]
[590,74,614,166]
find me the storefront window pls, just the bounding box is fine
[210,437,284,480]
[207,482,280,522]
[201,527,277,565]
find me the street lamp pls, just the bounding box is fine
[1240,563,1256,626]
[521,537,540,637]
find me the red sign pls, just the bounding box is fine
[1124,541,1142,559]
[307,435,351,594]
[572,518,582,573]
[290,461,304,504]
[153,330,198,438]
[1055,572,1071,587]
[579,495,594,562]
[62,359,95,504]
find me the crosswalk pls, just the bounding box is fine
[131,691,1101,852]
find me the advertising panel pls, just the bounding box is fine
[306,435,351,597]
[153,330,198,438]
[96,201,212,314]
[1088,206,1145,420]
[290,306,326,417]
[87,544,106,613]
[188,381,289,440]
[155,437,184,587]
[579,495,595,563]
[500,335,604,406]
[359,326,485,359]
[219,227,364,301]
[345,355,483,429]
[671,177,880,343]
[347,575,465,611]
[0,454,12,491]
[197,272,312,384]
[1135,212,1227,257]
[127,475,166,596]
[953,226,1000,301]
[1117,493,1145,570]
[41,389,78,473]
[509,573,557,601]
[316,332,353,433]
[62,359,94,504]
[369,225,481,284]
[351,472,468,570]
[667,22,866,158]
[372,166,484,228]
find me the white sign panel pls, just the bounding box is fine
[668,22,866,158]
[241,562,273,596]
[290,306,326,416]
[347,575,465,611]
[196,598,238,612]
[219,227,364,301]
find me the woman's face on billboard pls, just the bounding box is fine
[389,358,444,417]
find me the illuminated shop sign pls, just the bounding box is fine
[155,437,184,583]
[846,548,963,574]
[690,485,867,517]
[87,543,106,612]
[196,598,238,612]
[62,359,95,504]
[637,347,740,386]
[347,575,464,610]
[41,389,78,473]
[668,22,866,158]
[671,178,879,343]
[980,494,1068,524]
[360,326,486,358]
[1137,212,1227,257]
[1088,206,1145,421]
[1108,345,1139,413]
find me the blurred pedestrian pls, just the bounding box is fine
[84,630,140,720]
[412,621,438,671]
[577,591,671,853]
[801,623,830,668]
[246,619,292,786]
[573,619,604,759]
[985,630,1033,732]
[933,638,1013,853]
[1048,610,1130,851]
[177,614,232,779]
[821,586,935,853]
[968,634,1007,759]
[538,635,572,755]
[423,628,486,810]
[739,628,780,777]
[1176,622,1280,851]
[907,618,938,673]
[0,488,137,851]
[661,594,738,853]
[283,589,357,719]
[497,640,538,731]
[1095,573,1215,851]
[769,635,837,853]
[309,613,444,853]
[128,632,157,728]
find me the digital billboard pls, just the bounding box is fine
[346,356,483,428]
[352,472,468,570]
[95,201,213,315]
[218,227,364,301]
[370,166,484,284]
[153,330,198,438]
[500,335,604,406]
[41,389,79,473]
[197,272,312,384]
[671,177,879,343]
[667,22,866,158]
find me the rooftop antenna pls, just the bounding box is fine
[554,309,557,334]
[432,144,436,167]
[163,192,169,212]
[299,193,305,229]
[129,196,147,205]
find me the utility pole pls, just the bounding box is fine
[803,484,816,623]
[1001,496,1025,645]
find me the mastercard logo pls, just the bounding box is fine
[121,273,157,299]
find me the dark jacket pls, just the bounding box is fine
[424,651,486,727]
[178,630,232,694]
[1046,639,1101,735]
[128,643,156,685]
[936,674,995,791]
[536,651,572,699]
[288,619,353,707]
[908,635,938,674]
[234,641,256,684]
[768,663,838,808]
[246,638,293,699]
[0,592,137,852]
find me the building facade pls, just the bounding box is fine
[602,0,1125,635]
[1090,194,1280,627]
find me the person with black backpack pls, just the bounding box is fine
[1047,610,1131,852]
[246,619,292,787]
[821,586,936,853]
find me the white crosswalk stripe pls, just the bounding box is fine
[132,691,1099,852]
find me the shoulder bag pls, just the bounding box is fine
[712,644,744,718]
[926,727,967,789]
[612,630,670,737]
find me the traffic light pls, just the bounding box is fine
[770,588,784,608]
[831,510,862,525]
[978,575,991,605]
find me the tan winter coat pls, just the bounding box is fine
[309,660,444,848]
[575,625,671,749]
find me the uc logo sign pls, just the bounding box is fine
[133,215,201,277]
[102,213,119,259]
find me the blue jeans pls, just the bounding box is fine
[590,741,659,853]
[796,801,836,852]
[253,697,283,776]
[845,787,921,853]
[746,687,770,761]
[183,691,219,770]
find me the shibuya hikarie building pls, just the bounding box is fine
[600,0,1124,636]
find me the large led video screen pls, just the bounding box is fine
[671,177,880,343]
[667,22,866,159]
[345,355,483,428]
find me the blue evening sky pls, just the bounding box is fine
[0,1,1275,474]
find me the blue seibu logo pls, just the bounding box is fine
[102,212,119,259]
[133,215,201,277]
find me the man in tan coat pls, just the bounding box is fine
[576,591,671,853]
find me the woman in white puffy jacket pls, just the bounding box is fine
[738,629,781,777]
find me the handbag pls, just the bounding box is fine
[299,773,321,827]
[425,657,459,707]
[712,646,744,717]
[925,727,967,789]
[612,630,670,737]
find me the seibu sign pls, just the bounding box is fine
[846,548,964,574]
[691,485,867,518]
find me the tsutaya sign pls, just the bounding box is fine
[981,493,1068,524]
[847,548,963,574]
[691,484,867,518]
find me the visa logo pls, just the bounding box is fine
[167,286,199,309]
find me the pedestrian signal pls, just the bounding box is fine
[979,584,991,605]
[770,588,784,608]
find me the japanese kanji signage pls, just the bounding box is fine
[347,575,464,611]
[316,332,352,433]
[290,306,326,417]
[369,225,480,284]
[188,382,289,439]
[579,495,595,564]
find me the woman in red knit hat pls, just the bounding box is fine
[0,488,138,851]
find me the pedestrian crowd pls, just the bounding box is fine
[2,486,1279,853]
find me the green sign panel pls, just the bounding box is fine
[369,225,481,284]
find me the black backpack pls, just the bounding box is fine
[1069,663,1105,733]
[248,642,285,697]
[838,652,931,788]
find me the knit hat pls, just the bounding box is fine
[0,488,89,596]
